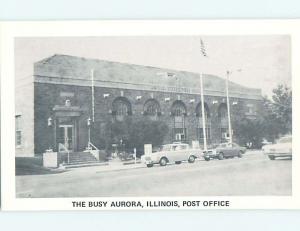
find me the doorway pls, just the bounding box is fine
[58,125,74,151]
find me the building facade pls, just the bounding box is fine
[15,54,263,157]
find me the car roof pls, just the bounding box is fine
[280,135,292,138]
[220,143,230,145]
[166,143,188,147]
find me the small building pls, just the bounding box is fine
[15,54,262,157]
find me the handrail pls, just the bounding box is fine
[88,142,99,150]
[58,143,70,164]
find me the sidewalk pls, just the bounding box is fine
[96,161,145,173]
[66,159,146,174]
[67,150,264,174]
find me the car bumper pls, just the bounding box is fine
[143,157,158,165]
[265,152,292,157]
[145,160,153,164]
[203,153,218,159]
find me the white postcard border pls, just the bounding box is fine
[1,20,300,210]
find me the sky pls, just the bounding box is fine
[15,36,291,97]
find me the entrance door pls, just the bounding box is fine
[58,125,74,151]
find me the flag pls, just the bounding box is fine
[200,38,208,57]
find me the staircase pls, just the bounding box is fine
[60,151,103,168]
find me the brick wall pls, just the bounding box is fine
[34,82,262,155]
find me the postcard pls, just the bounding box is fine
[0,20,299,210]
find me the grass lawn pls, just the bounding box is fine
[15,157,65,176]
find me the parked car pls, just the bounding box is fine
[141,143,202,167]
[262,135,292,160]
[203,142,247,161]
[261,139,272,146]
[118,151,135,161]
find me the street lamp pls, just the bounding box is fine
[47,117,53,151]
[47,117,52,127]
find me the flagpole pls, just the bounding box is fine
[199,38,208,151]
[226,70,232,144]
[200,73,207,151]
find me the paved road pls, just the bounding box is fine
[16,151,292,198]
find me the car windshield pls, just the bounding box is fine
[278,136,292,143]
[174,145,188,150]
[172,145,182,151]
[218,143,228,148]
[161,145,171,151]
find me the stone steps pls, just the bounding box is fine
[60,151,99,165]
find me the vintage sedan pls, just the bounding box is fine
[141,143,202,167]
[203,142,247,161]
[262,135,292,160]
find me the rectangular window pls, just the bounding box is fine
[197,128,211,140]
[15,115,22,146]
[221,128,229,142]
[173,116,186,141]
[174,128,186,141]
[174,116,184,128]
[246,104,256,115]
[60,92,75,97]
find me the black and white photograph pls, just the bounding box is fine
[14,34,292,198]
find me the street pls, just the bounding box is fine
[16,151,292,198]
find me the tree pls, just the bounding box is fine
[233,84,292,148]
[127,118,169,154]
[262,84,292,141]
[234,117,265,149]
[103,117,169,156]
[271,84,292,133]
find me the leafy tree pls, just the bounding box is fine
[270,84,292,133]
[129,118,169,155]
[103,117,169,156]
[234,117,265,149]
[233,84,292,148]
[261,84,292,142]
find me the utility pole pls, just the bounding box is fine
[91,69,95,122]
[87,117,91,148]
[226,70,232,144]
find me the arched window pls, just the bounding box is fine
[171,100,187,116]
[195,102,210,118]
[171,100,187,141]
[112,97,132,121]
[218,103,229,142]
[196,102,211,143]
[143,99,161,120]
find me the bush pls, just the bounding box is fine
[103,117,169,156]
[234,118,265,149]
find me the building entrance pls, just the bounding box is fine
[58,125,74,151]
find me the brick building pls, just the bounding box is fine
[15,54,262,157]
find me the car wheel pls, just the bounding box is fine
[268,155,275,160]
[146,164,153,168]
[204,157,210,161]
[159,157,168,166]
[175,161,182,164]
[238,151,243,158]
[218,152,224,160]
[188,155,196,163]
